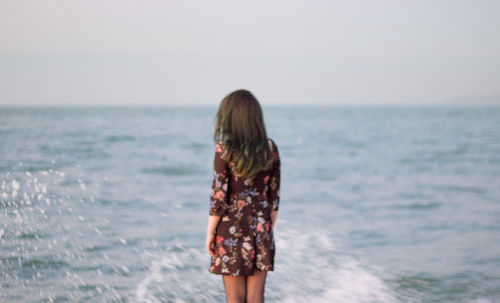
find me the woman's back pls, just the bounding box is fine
[228,138,279,208]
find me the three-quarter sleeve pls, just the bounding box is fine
[268,140,281,211]
[209,142,230,216]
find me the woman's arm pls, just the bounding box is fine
[209,142,230,216]
[205,215,221,257]
[206,143,229,257]
[268,140,281,230]
[271,210,278,230]
[206,215,221,235]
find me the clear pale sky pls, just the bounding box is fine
[1,0,499,106]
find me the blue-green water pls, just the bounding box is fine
[1,105,499,302]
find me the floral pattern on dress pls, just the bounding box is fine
[209,139,281,276]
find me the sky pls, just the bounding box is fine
[0,0,499,106]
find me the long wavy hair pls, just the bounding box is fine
[214,89,273,179]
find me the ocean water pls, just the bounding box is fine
[1,105,499,303]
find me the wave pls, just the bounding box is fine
[135,227,401,302]
[22,258,69,269]
[105,135,136,142]
[392,202,442,210]
[142,166,194,176]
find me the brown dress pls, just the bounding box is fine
[208,139,281,276]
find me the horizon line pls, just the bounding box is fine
[1,103,499,108]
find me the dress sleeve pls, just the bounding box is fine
[268,140,281,211]
[209,142,230,216]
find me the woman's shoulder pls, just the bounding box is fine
[267,138,279,165]
[215,141,224,153]
[267,138,278,154]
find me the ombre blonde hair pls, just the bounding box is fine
[214,89,273,179]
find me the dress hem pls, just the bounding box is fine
[208,267,274,276]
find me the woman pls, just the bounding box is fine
[205,89,281,303]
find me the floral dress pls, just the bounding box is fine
[209,139,281,276]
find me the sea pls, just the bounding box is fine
[1,105,499,302]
